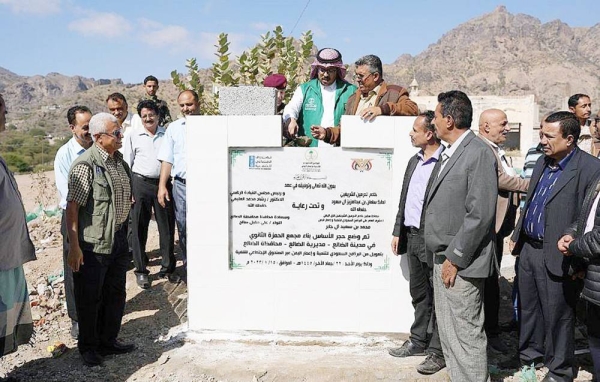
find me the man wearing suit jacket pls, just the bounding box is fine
[477,109,530,352]
[388,111,446,375]
[511,111,600,382]
[425,90,498,382]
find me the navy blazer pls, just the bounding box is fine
[512,147,600,276]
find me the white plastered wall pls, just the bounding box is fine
[186,115,417,333]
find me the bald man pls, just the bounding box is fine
[477,109,529,352]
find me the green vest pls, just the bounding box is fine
[298,79,357,147]
[69,145,131,254]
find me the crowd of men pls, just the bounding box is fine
[47,79,200,366]
[1,47,600,381]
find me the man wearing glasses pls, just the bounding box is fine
[311,54,418,146]
[282,48,357,147]
[66,112,135,366]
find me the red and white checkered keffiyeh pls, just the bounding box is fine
[309,48,347,80]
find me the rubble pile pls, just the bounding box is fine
[28,270,69,344]
[25,215,72,345]
[27,215,62,254]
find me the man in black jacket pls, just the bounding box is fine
[559,176,600,380]
[512,111,600,382]
[388,111,446,375]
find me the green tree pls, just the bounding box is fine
[171,25,314,115]
[28,128,47,137]
[3,153,32,173]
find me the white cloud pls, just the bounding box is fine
[306,23,327,38]
[68,11,132,38]
[0,0,60,14]
[140,25,190,49]
[250,22,277,31]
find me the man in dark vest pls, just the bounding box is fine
[66,112,135,366]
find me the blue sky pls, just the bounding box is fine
[1,0,599,84]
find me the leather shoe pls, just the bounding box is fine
[521,357,544,370]
[388,340,426,358]
[81,350,103,366]
[136,273,150,289]
[488,336,509,353]
[416,353,446,375]
[158,272,181,284]
[99,340,136,356]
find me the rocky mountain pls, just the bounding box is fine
[0,70,182,136]
[383,5,600,113]
[2,5,600,137]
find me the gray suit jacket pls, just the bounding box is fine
[424,130,498,278]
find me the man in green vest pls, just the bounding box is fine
[66,112,135,366]
[283,48,357,147]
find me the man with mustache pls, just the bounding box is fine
[477,109,529,353]
[568,94,593,155]
[311,54,418,146]
[282,48,357,147]
[123,100,177,289]
[511,111,600,381]
[157,90,200,270]
[53,105,93,339]
[106,93,142,153]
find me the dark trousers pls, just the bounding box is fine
[484,235,504,337]
[60,212,77,322]
[173,179,187,265]
[406,232,442,356]
[131,174,175,275]
[587,301,600,380]
[73,226,129,353]
[518,241,577,382]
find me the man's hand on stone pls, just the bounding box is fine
[310,125,326,140]
[360,106,382,122]
[287,119,299,138]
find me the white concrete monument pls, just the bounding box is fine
[187,115,417,334]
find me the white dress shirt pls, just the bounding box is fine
[53,137,87,209]
[123,126,166,178]
[118,113,143,154]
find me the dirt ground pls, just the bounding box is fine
[0,171,595,382]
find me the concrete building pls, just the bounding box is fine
[412,94,539,154]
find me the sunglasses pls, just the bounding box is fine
[99,129,123,138]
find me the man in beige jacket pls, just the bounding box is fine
[477,108,529,352]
